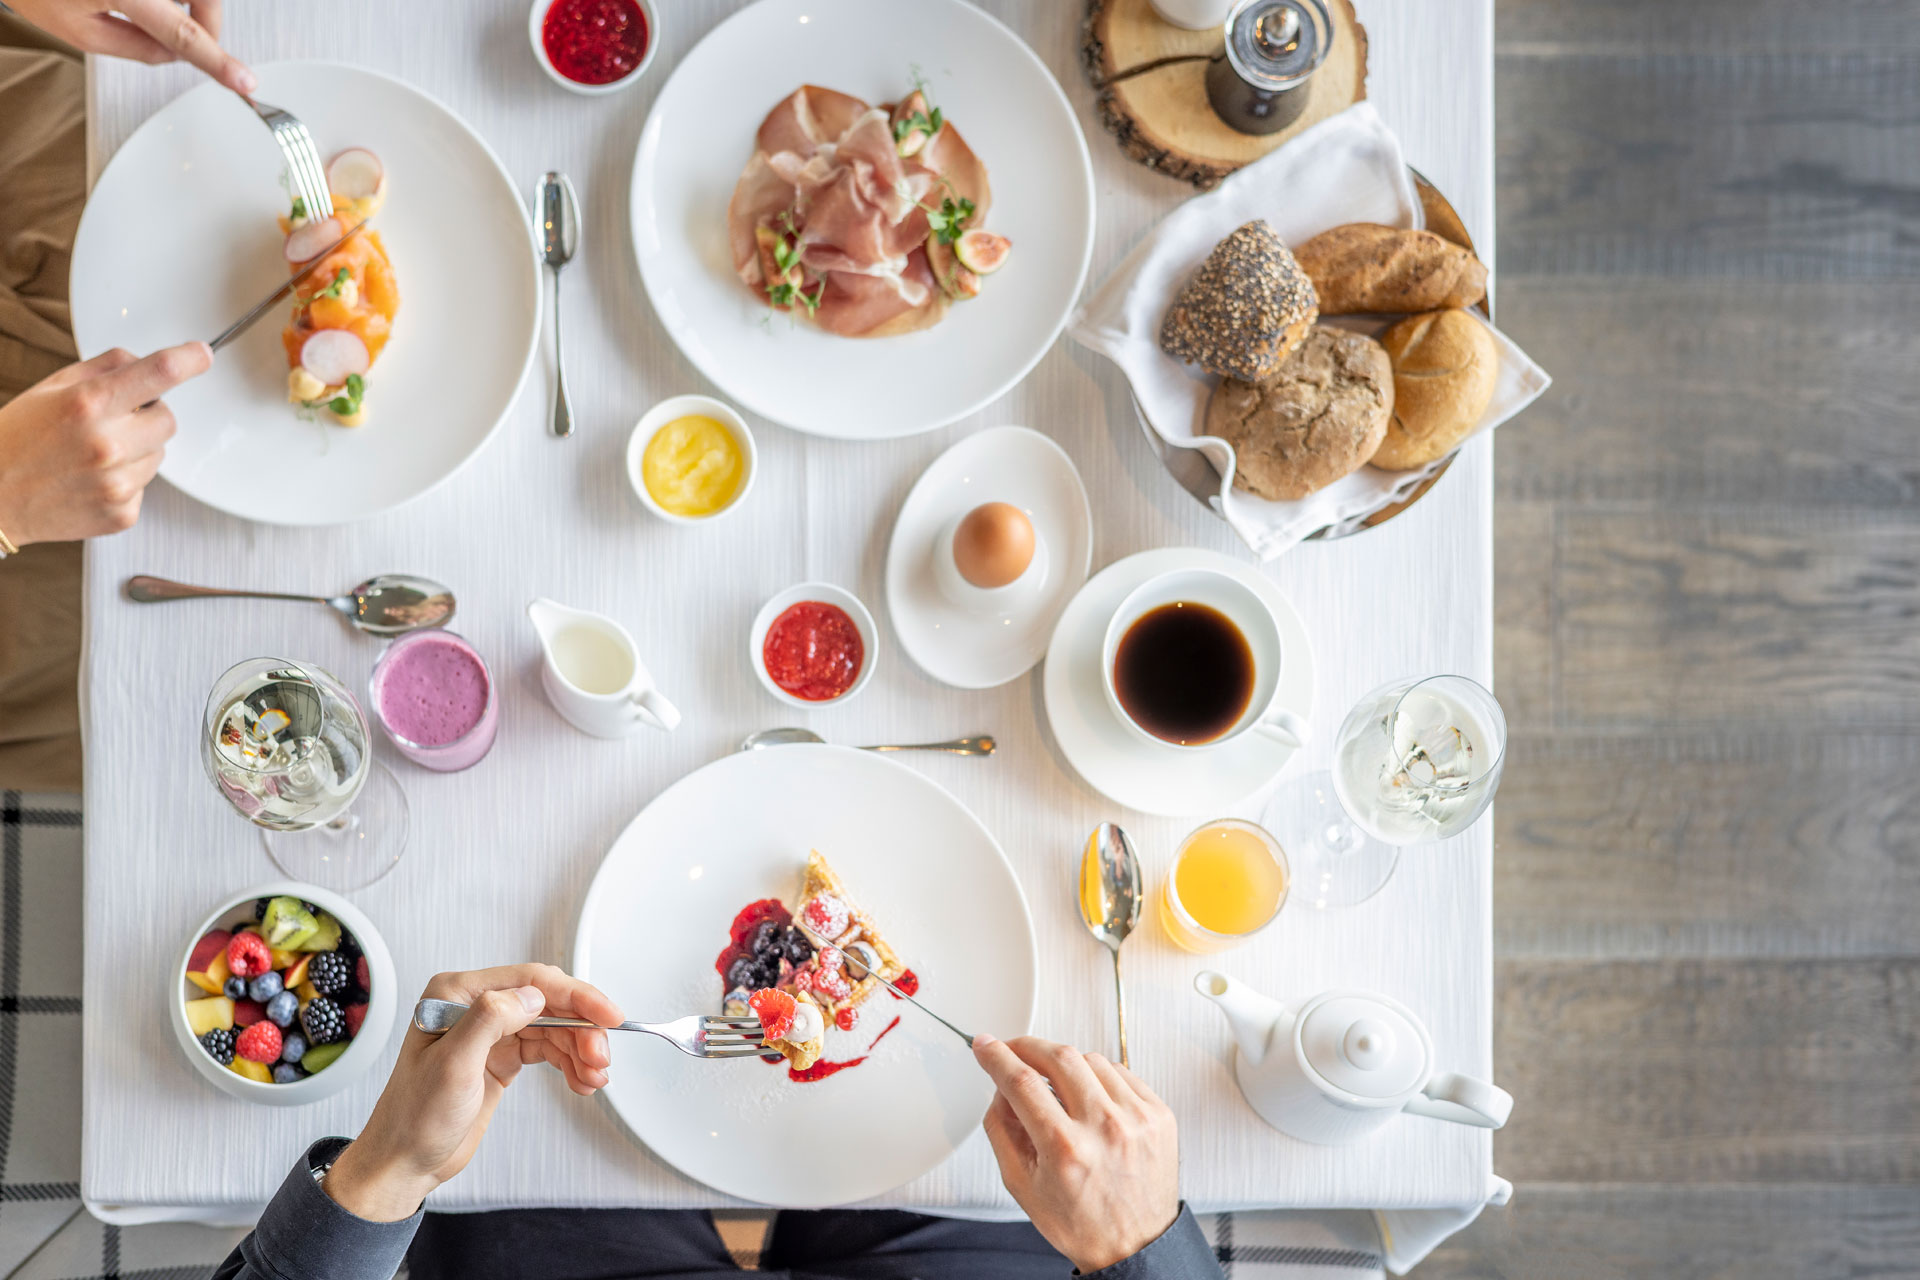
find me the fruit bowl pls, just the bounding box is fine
[171,880,397,1106]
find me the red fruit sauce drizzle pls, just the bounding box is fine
[785,1015,903,1083]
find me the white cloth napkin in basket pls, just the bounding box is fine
[1069,102,1551,560]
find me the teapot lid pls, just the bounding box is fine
[1297,993,1429,1101]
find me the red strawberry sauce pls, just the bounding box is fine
[541,0,649,86]
[762,601,864,701]
[786,1015,903,1083]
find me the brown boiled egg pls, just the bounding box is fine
[952,502,1036,589]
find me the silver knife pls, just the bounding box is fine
[209,219,372,352]
[794,920,973,1047]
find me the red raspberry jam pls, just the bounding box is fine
[542,0,649,86]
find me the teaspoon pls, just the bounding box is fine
[126,573,456,636]
[739,727,995,755]
[535,171,579,438]
[1080,823,1143,1067]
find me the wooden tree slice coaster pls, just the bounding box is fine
[1081,0,1368,189]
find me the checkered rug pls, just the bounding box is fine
[0,791,1383,1279]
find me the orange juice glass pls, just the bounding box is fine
[1160,818,1289,953]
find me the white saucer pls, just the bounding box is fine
[886,427,1092,689]
[1042,548,1315,817]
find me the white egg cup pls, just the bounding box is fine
[931,512,1050,616]
[172,880,396,1106]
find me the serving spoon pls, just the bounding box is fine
[1080,823,1144,1067]
[126,573,455,636]
[740,727,995,755]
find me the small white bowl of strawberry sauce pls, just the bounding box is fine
[750,583,878,709]
[531,0,657,95]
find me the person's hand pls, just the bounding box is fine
[323,964,623,1223]
[0,344,210,547]
[974,1034,1181,1273]
[8,0,254,94]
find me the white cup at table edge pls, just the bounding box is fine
[625,394,757,525]
[1100,567,1308,751]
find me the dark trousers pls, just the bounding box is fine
[407,1207,1072,1280]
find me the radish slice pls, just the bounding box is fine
[298,329,370,386]
[326,148,385,201]
[284,216,344,264]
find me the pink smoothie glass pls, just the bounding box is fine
[368,630,498,771]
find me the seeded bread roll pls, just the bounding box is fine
[1372,309,1497,470]
[1294,223,1487,315]
[1203,326,1393,501]
[1158,220,1317,382]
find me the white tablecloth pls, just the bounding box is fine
[80,0,1496,1222]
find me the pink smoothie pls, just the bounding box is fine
[372,630,497,771]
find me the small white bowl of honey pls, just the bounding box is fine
[627,394,756,524]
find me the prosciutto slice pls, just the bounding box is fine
[728,84,991,337]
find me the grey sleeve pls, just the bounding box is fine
[211,1138,424,1280]
[1082,1205,1225,1280]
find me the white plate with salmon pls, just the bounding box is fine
[70,62,539,525]
[630,0,1096,439]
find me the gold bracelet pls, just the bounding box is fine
[0,525,16,559]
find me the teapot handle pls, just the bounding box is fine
[1403,1073,1512,1129]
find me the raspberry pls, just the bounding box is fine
[802,894,850,940]
[749,988,796,1041]
[791,968,813,992]
[225,932,272,978]
[811,949,851,1000]
[835,1006,857,1032]
[236,1021,282,1063]
[344,1002,366,1037]
[355,956,370,992]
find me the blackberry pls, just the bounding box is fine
[307,951,352,995]
[253,897,271,922]
[748,919,781,958]
[725,955,758,990]
[301,900,319,916]
[223,975,248,1001]
[302,997,346,1045]
[200,1027,235,1065]
[781,929,814,965]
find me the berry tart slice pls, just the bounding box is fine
[749,987,826,1070]
[789,850,905,1026]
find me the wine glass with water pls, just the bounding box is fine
[203,658,408,891]
[1263,674,1505,908]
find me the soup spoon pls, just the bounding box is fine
[126,573,455,636]
[739,727,995,755]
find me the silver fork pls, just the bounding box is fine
[411,998,766,1059]
[250,99,332,218]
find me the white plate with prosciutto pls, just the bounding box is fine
[70,62,539,526]
[630,0,1095,439]
[574,744,1037,1205]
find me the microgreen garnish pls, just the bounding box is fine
[771,237,802,278]
[893,103,943,144]
[315,268,351,300]
[290,196,307,220]
[314,371,365,418]
[922,195,976,245]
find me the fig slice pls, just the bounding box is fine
[891,90,935,158]
[954,229,1010,275]
[326,148,385,201]
[297,329,370,387]
[284,216,344,264]
[925,233,978,300]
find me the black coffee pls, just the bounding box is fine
[1113,602,1255,746]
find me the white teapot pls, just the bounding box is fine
[1194,970,1512,1146]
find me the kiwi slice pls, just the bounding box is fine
[260,897,319,949]
[296,911,343,952]
[301,1041,348,1074]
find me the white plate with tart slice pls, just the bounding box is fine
[574,744,1036,1206]
[70,62,539,526]
[629,0,1095,439]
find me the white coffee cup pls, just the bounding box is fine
[1148,0,1237,30]
[1101,568,1307,751]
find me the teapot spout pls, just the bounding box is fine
[1194,970,1289,1066]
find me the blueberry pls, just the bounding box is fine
[223,976,248,1000]
[248,971,284,1003]
[266,990,299,1027]
[725,955,758,989]
[279,1031,307,1064]
[272,1063,303,1084]
[782,931,814,965]
[748,919,781,957]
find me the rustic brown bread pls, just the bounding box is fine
[1294,223,1487,315]
[1203,325,1393,501]
[1372,309,1497,470]
[1158,220,1318,381]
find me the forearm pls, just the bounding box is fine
[1082,1205,1223,1280]
[212,1139,424,1280]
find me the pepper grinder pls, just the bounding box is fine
[1206,0,1333,136]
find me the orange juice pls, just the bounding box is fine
[1160,819,1288,953]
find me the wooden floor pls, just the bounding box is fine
[1424,2,1920,1275]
